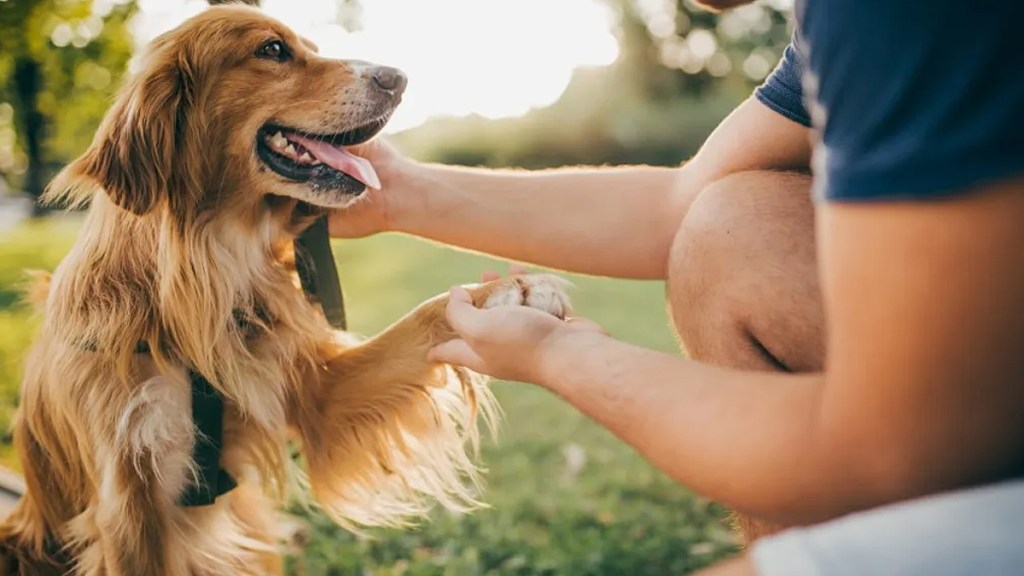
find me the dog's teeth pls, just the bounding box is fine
[272,132,288,149]
[284,144,296,156]
[299,152,313,163]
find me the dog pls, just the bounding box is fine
[0,6,570,574]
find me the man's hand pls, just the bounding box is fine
[328,138,414,238]
[428,284,606,384]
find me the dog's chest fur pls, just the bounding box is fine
[26,202,332,562]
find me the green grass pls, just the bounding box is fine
[0,219,82,448]
[0,220,738,575]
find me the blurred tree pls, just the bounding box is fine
[397,0,794,170]
[606,0,792,98]
[0,0,136,214]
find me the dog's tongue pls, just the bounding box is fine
[288,134,381,190]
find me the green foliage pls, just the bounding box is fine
[0,309,35,438]
[0,0,135,193]
[622,0,790,90]
[0,223,739,573]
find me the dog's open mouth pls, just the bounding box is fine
[256,117,388,195]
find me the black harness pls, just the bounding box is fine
[177,365,237,506]
[177,216,346,506]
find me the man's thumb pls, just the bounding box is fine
[446,286,486,338]
[428,339,485,371]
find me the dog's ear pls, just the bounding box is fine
[48,46,192,215]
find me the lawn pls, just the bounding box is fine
[0,219,738,575]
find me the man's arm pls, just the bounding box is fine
[332,97,811,279]
[434,177,1024,524]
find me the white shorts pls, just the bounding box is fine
[752,479,1024,576]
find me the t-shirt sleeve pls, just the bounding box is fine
[800,0,1024,202]
[754,40,812,128]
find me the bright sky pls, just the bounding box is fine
[133,0,621,132]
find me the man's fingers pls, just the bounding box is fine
[449,285,474,304]
[483,265,526,282]
[428,339,485,371]
[446,286,487,338]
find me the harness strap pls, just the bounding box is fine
[178,370,236,506]
[295,216,348,330]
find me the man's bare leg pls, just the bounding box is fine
[666,170,823,543]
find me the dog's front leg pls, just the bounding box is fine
[291,274,571,529]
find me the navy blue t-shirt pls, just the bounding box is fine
[754,0,1024,201]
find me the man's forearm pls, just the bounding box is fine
[390,162,689,279]
[536,331,865,525]
[384,99,812,278]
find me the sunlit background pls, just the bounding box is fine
[133,0,622,132]
[1,0,795,190]
[1,1,795,573]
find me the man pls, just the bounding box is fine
[332,0,1024,573]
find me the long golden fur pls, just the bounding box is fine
[0,6,570,575]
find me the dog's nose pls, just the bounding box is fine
[370,66,407,96]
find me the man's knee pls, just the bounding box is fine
[666,171,820,369]
[667,172,779,315]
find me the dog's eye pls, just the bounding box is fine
[257,40,288,61]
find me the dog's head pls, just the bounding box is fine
[51,5,404,220]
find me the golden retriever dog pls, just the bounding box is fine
[0,6,570,575]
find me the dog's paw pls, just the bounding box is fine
[479,274,573,319]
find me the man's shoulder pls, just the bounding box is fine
[753,37,811,128]
[798,0,1024,201]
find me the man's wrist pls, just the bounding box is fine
[386,159,439,234]
[534,327,613,392]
